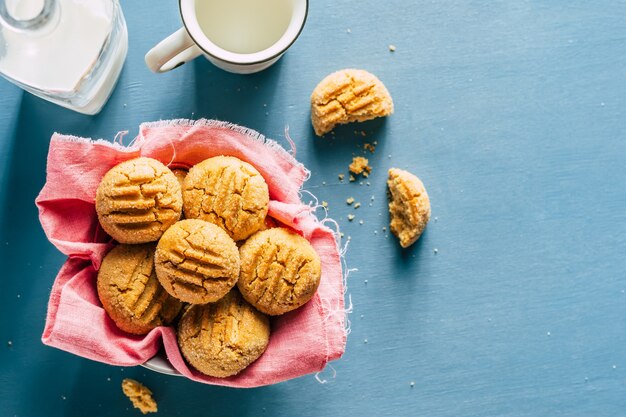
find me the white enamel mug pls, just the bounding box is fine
[145,0,308,74]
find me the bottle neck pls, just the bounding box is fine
[0,0,58,32]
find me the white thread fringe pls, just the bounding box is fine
[315,364,337,384]
[304,192,355,385]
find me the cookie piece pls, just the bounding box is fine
[97,244,182,335]
[96,157,182,244]
[237,228,321,316]
[182,156,269,241]
[387,168,431,248]
[177,290,270,378]
[349,156,371,177]
[155,219,240,304]
[121,379,158,415]
[310,69,394,136]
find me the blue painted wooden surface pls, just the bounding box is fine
[1,1,626,416]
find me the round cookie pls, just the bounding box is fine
[177,289,270,378]
[96,157,182,244]
[310,68,394,136]
[155,219,240,304]
[237,228,322,316]
[387,168,431,248]
[182,156,269,241]
[97,244,183,335]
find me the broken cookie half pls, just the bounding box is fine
[387,168,431,248]
[122,379,158,414]
[310,69,393,136]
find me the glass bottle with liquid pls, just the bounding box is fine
[0,0,128,114]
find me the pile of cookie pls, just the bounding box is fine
[95,156,322,378]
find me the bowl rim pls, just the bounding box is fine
[141,353,183,377]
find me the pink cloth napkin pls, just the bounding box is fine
[36,119,347,388]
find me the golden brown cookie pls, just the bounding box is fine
[349,156,372,177]
[182,156,269,241]
[387,168,431,248]
[155,219,240,304]
[96,157,182,244]
[310,69,394,136]
[121,379,158,415]
[237,228,322,316]
[177,289,270,378]
[97,244,182,335]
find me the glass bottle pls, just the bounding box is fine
[0,0,128,115]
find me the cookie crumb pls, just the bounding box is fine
[364,143,376,153]
[122,379,158,415]
[354,203,361,209]
[349,175,356,182]
[346,197,355,205]
[360,131,367,137]
[349,157,372,177]
[321,201,328,208]
[347,214,355,221]
[338,174,345,181]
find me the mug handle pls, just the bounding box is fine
[145,28,203,73]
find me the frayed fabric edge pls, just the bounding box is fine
[139,118,312,183]
[302,192,354,384]
[53,119,313,183]
[51,133,136,151]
